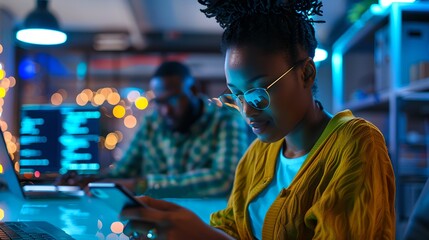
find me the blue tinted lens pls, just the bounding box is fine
[244,88,270,109]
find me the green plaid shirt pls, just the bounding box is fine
[110,98,249,198]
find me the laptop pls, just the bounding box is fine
[0,130,84,199]
[0,221,75,240]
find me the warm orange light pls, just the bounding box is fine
[124,115,137,129]
[0,78,10,88]
[50,93,63,106]
[14,161,19,172]
[7,142,17,154]
[107,92,121,105]
[3,131,12,141]
[110,221,124,234]
[104,142,115,150]
[0,121,7,131]
[82,89,94,100]
[112,105,126,118]
[100,88,112,98]
[0,163,3,174]
[93,94,106,106]
[76,93,89,106]
[105,133,118,146]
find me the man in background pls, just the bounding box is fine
[107,61,249,198]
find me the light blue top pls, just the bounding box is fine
[248,148,307,240]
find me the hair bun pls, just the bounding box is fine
[199,0,324,29]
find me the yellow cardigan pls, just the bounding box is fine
[210,110,395,239]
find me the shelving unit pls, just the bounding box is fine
[332,2,429,237]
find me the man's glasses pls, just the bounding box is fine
[215,57,309,111]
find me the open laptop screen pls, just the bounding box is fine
[19,104,101,179]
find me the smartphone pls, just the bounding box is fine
[87,182,146,212]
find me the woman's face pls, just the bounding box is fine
[224,46,314,142]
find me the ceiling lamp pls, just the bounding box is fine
[16,0,67,45]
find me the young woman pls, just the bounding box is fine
[120,0,396,239]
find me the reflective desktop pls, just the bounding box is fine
[0,191,227,239]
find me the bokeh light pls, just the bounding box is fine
[7,141,17,154]
[110,221,124,234]
[113,105,126,118]
[145,90,155,100]
[0,121,8,131]
[3,131,12,142]
[124,115,137,129]
[105,132,119,146]
[127,90,140,102]
[100,88,113,98]
[93,93,106,106]
[82,89,94,100]
[0,164,3,174]
[57,89,68,100]
[97,219,103,230]
[0,88,6,98]
[107,92,121,105]
[1,77,10,89]
[9,77,16,87]
[14,161,19,172]
[51,92,63,105]
[0,69,5,79]
[76,93,89,106]
[0,208,4,221]
[114,131,123,142]
[135,96,149,110]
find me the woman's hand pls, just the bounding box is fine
[120,196,233,240]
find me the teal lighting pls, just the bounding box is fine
[314,48,328,62]
[332,52,344,112]
[370,4,384,14]
[379,0,416,8]
[16,0,67,45]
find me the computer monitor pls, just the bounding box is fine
[19,104,101,178]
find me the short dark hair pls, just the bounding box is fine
[153,61,192,79]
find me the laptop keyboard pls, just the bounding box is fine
[0,221,75,240]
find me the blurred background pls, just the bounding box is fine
[0,0,358,165]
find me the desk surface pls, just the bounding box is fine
[0,191,227,239]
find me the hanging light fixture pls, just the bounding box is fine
[16,0,67,45]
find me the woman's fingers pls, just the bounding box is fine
[137,196,181,211]
[123,220,161,240]
[121,205,161,222]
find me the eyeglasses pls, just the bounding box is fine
[216,58,309,111]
